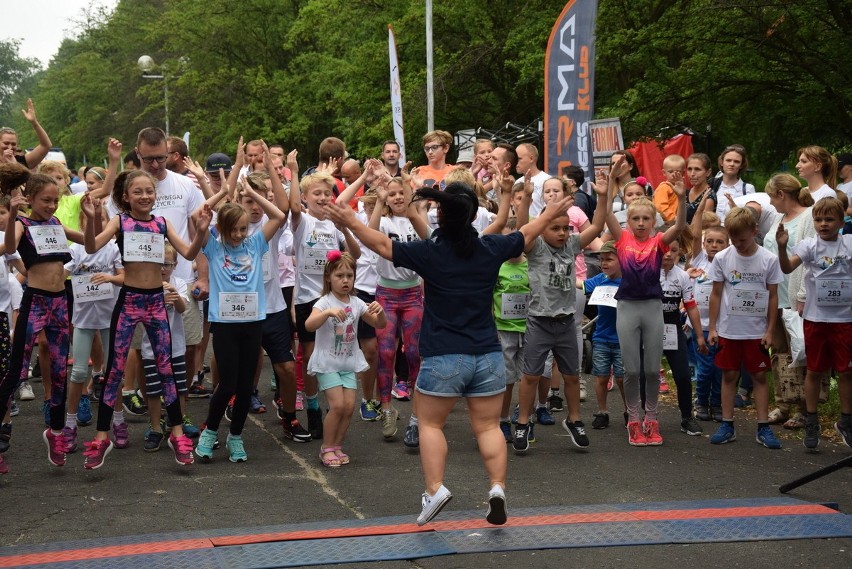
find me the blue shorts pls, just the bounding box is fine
[415,352,506,398]
[317,371,357,391]
[592,341,624,377]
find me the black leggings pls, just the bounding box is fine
[205,321,263,435]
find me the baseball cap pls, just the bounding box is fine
[599,240,617,255]
[205,152,232,173]
[837,153,852,169]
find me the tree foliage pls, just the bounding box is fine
[0,39,40,128]
[9,0,850,173]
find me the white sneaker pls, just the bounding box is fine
[416,484,452,526]
[485,484,507,525]
[18,381,35,401]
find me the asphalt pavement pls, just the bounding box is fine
[1,365,850,568]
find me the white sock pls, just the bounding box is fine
[113,410,125,425]
[408,415,418,427]
[65,413,77,429]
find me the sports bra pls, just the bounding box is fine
[16,216,72,269]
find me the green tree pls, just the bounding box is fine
[0,39,40,128]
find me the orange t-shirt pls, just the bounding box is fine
[653,181,678,222]
[417,164,454,190]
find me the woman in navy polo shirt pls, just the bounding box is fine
[326,182,571,527]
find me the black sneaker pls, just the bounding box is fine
[694,405,711,421]
[562,419,590,448]
[282,418,311,443]
[803,421,820,450]
[710,406,723,422]
[592,413,609,429]
[680,417,703,436]
[0,423,11,453]
[513,424,530,452]
[527,422,536,443]
[187,382,211,398]
[307,408,323,440]
[404,425,420,448]
[547,394,564,412]
[122,393,147,416]
[144,429,164,452]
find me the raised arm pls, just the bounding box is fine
[662,171,687,246]
[690,189,711,260]
[368,186,387,231]
[183,156,213,200]
[262,142,290,216]
[226,136,245,197]
[21,99,52,169]
[243,185,285,242]
[325,201,391,260]
[82,196,121,253]
[165,207,212,261]
[604,160,629,241]
[579,173,611,248]
[90,138,122,201]
[482,174,514,235]
[515,171,534,230]
[774,222,802,274]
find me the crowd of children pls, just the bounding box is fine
[0,130,850,528]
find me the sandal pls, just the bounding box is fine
[767,408,787,425]
[783,412,807,430]
[319,447,342,467]
[332,446,350,465]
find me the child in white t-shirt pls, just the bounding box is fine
[708,207,784,449]
[306,251,385,467]
[776,197,852,450]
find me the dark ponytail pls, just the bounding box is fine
[414,182,478,258]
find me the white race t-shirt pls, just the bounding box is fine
[709,246,784,339]
[278,226,296,289]
[64,242,122,330]
[292,213,346,305]
[354,211,378,295]
[837,181,852,202]
[306,293,369,375]
[141,275,188,359]
[153,170,205,282]
[377,216,420,285]
[248,216,286,314]
[689,250,715,329]
[792,235,852,323]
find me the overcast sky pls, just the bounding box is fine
[1,0,118,67]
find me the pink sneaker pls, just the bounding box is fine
[627,421,647,446]
[83,438,114,469]
[43,428,69,466]
[0,454,8,474]
[644,420,663,445]
[168,434,194,465]
[113,422,130,449]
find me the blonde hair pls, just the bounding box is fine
[764,173,814,207]
[626,196,657,218]
[37,161,71,195]
[724,207,757,235]
[662,154,686,171]
[300,171,336,194]
[473,138,494,154]
[422,130,452,147]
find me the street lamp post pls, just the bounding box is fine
[137,55,169,136]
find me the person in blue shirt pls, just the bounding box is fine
[325,182,571,528]
[581,241,625,429]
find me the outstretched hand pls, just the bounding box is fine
[21,99,38,123]
[107,138,123,162]
[323,200,357,229]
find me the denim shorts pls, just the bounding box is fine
[415,352,506,398]
[592,341,624,377]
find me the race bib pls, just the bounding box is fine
[218,292,258,321]
[588,285,618,308]
[500,293,529,320]
[302,247,332,275]
[123,232,165,263]
[815,278,852,306]
[71,274,113,303]
[28,225,69,255]
[727,289,769,316]
[694,282,712,307]
[663,323,678,351]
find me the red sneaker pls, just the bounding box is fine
[644,420,663,445]
[627,421,647,446]
[168,434,195,465]
[83,438,114,469]
[43,428,70,466]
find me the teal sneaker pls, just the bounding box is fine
[196,428,217,461]
[226,435,247,463]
